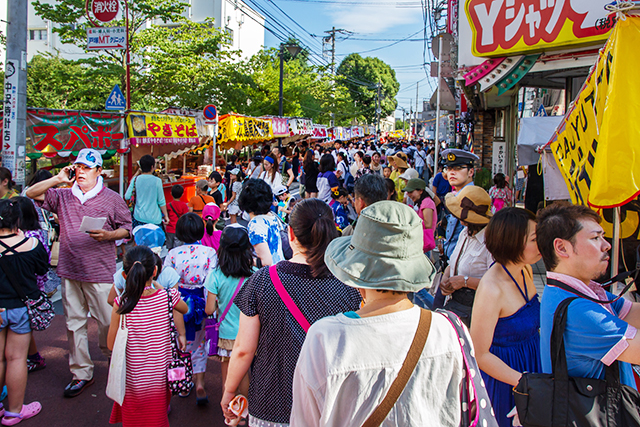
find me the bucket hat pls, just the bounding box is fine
[445,185,492,225]
[325,201,435,292]
[399,168,419,181]
[390,153,408,169]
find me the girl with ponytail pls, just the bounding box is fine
[201,203,222,251]
[107,246,188,426]
[221,198,362,426]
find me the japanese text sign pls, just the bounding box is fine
[312,124,327,139]
[217,115,274,149]
[92,0,119,23]
[26,110,125,153]
[270,117,289,137]
[549,17,640,209]
[289,118,313,136]
[87,27,126,50]
[127,113,199,145]
[466,0,614,57]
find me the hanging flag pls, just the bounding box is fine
[548,16,640,208]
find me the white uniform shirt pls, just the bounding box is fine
[290,307,465,427]
[448,227,493,278]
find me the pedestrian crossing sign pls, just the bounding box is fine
[105,84,126,111]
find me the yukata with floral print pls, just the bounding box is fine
[164,243,217,395]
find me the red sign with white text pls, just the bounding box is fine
[465,0,614,57]
[92,0,119,23]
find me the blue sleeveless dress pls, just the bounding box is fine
[481,269,542,427]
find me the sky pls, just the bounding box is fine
[248,0,440,120]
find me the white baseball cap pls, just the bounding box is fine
[74,148,103,168]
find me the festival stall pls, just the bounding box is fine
[214,113,274,151]
[23,108,126,190]
[282,117,313,144]
[126,111,211,203]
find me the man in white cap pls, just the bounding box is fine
[26,148,132,397]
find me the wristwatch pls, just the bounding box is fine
[464,276,469,288]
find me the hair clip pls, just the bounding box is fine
[132,261,142,266]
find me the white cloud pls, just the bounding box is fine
[328,3,421,33]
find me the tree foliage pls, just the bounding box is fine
[337,53,399,123]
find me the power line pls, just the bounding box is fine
[337,28,425,55]
[275,0,422,5]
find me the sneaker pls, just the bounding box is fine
[63,378,94,398]
[26,357,46,373]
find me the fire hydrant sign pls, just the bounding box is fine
[87,27,126,50]
[92,0,119,23]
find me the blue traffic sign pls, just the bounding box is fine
[203,104,217,121]
[106,85,126,111]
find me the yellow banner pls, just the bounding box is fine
[217,115,274,149]
[550,16,640,209]
[127,113,198,145]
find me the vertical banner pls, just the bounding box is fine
[492,140,506,176]
[2,59,21,184]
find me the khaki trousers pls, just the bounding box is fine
[61,279,112,381]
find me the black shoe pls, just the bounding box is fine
[63,378,95,398]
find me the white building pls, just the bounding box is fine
[15,0,265,63]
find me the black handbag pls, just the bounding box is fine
[514,292,640,427]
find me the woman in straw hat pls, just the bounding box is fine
[290,201,498,427]
[437,186,494,327]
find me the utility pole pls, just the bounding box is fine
[433,34,443,171]
[415,82,419,140]
[3,0,28,187]
[376,82,381,143]
[324,27,352,128]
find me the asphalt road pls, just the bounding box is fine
[26,302,229,427]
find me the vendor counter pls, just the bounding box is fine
[162,175,207,204]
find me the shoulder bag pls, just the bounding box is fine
[0,238,55,331]
[166,290,194,396]
[269,265,310,332]
[361,308,432,427]
[205,277,245,356]
[437,309,499,427]
[513,280,640,427]
[106,313,128,405]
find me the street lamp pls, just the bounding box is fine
[279,43,302,116]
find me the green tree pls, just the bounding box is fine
[336,53,399,123]
[27,53,120,110]
[31,0,236,110]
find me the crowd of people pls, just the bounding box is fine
[0,137,635,427]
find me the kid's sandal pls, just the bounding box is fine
[1,402,42,426]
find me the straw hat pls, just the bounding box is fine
[325,201,435,292]
[390,153,409,169]
[444,185,493,225]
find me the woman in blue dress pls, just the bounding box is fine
[470,207,542,427]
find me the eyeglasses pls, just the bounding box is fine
[74,164,96,171]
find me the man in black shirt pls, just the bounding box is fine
[273,146,294,187]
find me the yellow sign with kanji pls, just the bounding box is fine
[217,114,274,149]
[126,113,199,145]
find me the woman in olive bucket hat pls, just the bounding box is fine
[435,185,494,328]
[290,201,498,427]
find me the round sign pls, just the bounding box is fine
[203,104,217,120]
[92,0,119,23]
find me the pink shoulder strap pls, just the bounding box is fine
[269,265,311,332]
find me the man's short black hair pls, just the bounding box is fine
[176,212,205,244]
[139,155,156,173]
[354,174,387,207]
[238,178,273,215]
[536,202,601,271]
[171,184,184,199]
[208,171,222,183]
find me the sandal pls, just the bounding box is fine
[178,382,194,398]
[1,402,42,426]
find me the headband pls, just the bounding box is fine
[264,156,275,164]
